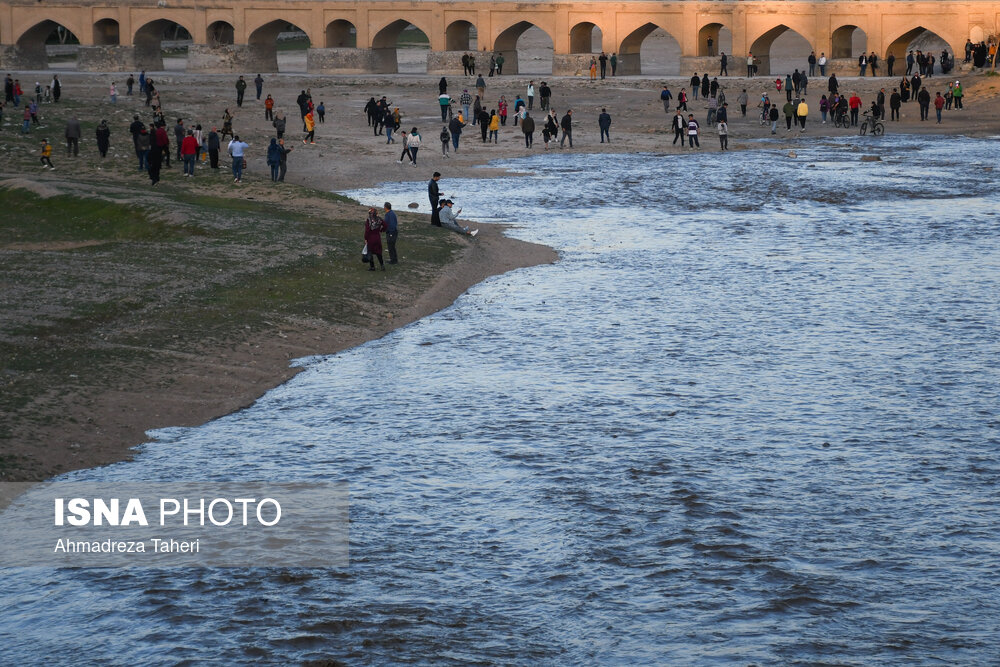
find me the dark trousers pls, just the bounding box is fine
[600,127,610,142]
[209,148,219,168]
[279,162,287,181]
[387,231,398,263]
[919,103,929,120]
[891,107,899,120]
[430,201,441,226]
[850,108,859,126]
[66,137,79,156]
[237,90,244,106]
[600,63,606,79]
[524,132,533,147]
[673,128,683,145]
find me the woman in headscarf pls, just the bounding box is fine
[364,207,387,271]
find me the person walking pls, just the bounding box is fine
[235,76,247,107]
[254,73,264,100]
[207,127,221,168]
[476,73,486,100]
[540,81,551,111]
[769,104,779,134]
[460,89,472,120]
[228,135,249,183]
[720,52,728,76]
[672,110,685,145]
[718,120,728,150]
[39,138,54,170]
[559,110,573,148]
[598,107,611,143]
[264,94,274,121]
[796,97,808,131]
[489,111,500,143]
[737,89,748,117]
[520,111,533,147]
[449,114,465,152]
[136,126,150,171]
[406,127,421,166]
[543,111,558,149]
[383,202,399,264]
[96,120,111,158]
[686,114,700,148]
[148,124,163,186]
[64,116,81,156]
[266,137,282,181]
[429,172,442,226]
[782,99,795,131]
[173,118,185,162]
[303,109,316,144]
[440,125,450,157]
[364,207,387,271]
[109,82,117,104]
[661,86,673,113]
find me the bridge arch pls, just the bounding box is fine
[247,19,311,72]
[15,20,85,69]
[131,18,194,71]
[884,26,957,72]
[494,21,555,74]
[569,21,604,54]
[370,19,432,73]
[749,23,813,76]
[831,24,867,59]
[698,22,732,57]
[445,19,476,51]
[93,18,120,46]
[206,20,235,47]
[618,23,682,76]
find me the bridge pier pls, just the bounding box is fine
[308,48,378,73]
[77,46,137,72]
[188,44,277,73]
[0,44,47,70]
[426,50,465,74]
[497,49,518,75]
[680,55,729,78]
[552,53,594,76]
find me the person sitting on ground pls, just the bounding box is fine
[438,199,478,236]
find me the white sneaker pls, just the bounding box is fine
[397,159,402,164]
[469,229,479,237]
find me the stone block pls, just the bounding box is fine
[0,44,47,70]
[552,54,593,76]
[187,44,276,73]
[307,48,378,74]
[77,46,137,72]
[426,50,466,74]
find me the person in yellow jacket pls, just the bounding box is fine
[488,111,500,143]
[303,110,315,144]
[796,98,809,132]
[40,138,54,170]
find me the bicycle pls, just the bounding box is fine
[859,112,885,135]
[833,109,851,129]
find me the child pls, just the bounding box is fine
[316,101,325,123]
[29,100,39,126]
[440,125,450,158]
[44,85,52,103]
[40,139,54,169]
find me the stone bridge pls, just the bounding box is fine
[0,0,994,75]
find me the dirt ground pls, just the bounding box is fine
[1,65,996,481]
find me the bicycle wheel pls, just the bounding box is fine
[860,121,868,136]
[873,122,885,135]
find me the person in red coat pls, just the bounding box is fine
[181,130,199,176]
[364,207,387,271]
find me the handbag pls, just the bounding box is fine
[361,243,370,263]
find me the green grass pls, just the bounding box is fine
[0,190,204,244]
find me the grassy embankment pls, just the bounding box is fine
[0,101,462,479]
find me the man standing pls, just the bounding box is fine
[235,76,247,107]
[383,202,399,264]
[933,91,945,123]
[64,116,81,156]
[173,118,185,162]
[598,108,611,143]
[906,51,915,75]
[129,114,144,162]
[559,110,573,148]
[747,53,755,77]
[917,87,931,121]
[207,127,221,168]
[540,81,551,111]
[277,138,292,181]
[848,92,862,126]
[808,51,817,76]
[599,52,608,79]
[527,81,535,110]
[429,172,442,226]
[720,53,728,76]
[686,114,700,148]
[660,85,673,113]
[889,88,901,121]
[495,53,505,75]
[796,97,808,131]
[254,74,264,100]
[737,89,748,117]
[818,53,827,76]
[181,129,198,176]
[887,53,896,77]
[610,53,618,76]
[228,135,249,183]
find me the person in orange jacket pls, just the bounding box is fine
[303,110,315,144]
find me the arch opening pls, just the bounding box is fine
[16,21,81,70]
[750,25,811,76]
[134,19,192,71]
[248,20,311,73]
[494,22,554,75]
[698,23,732,57]
[570,22,603,54]
[206,21,235,47]
[445,20,478,52]
[371,20,430,73]
[886,27,954,74]
[619,23,681,76]
[831,25,867,59]
[93,19,120,46]
[326,20,357,48]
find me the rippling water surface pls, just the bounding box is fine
[3,136,999,665]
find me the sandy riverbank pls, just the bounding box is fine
[2,68,996,480]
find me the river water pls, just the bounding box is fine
[2,136,998,664]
